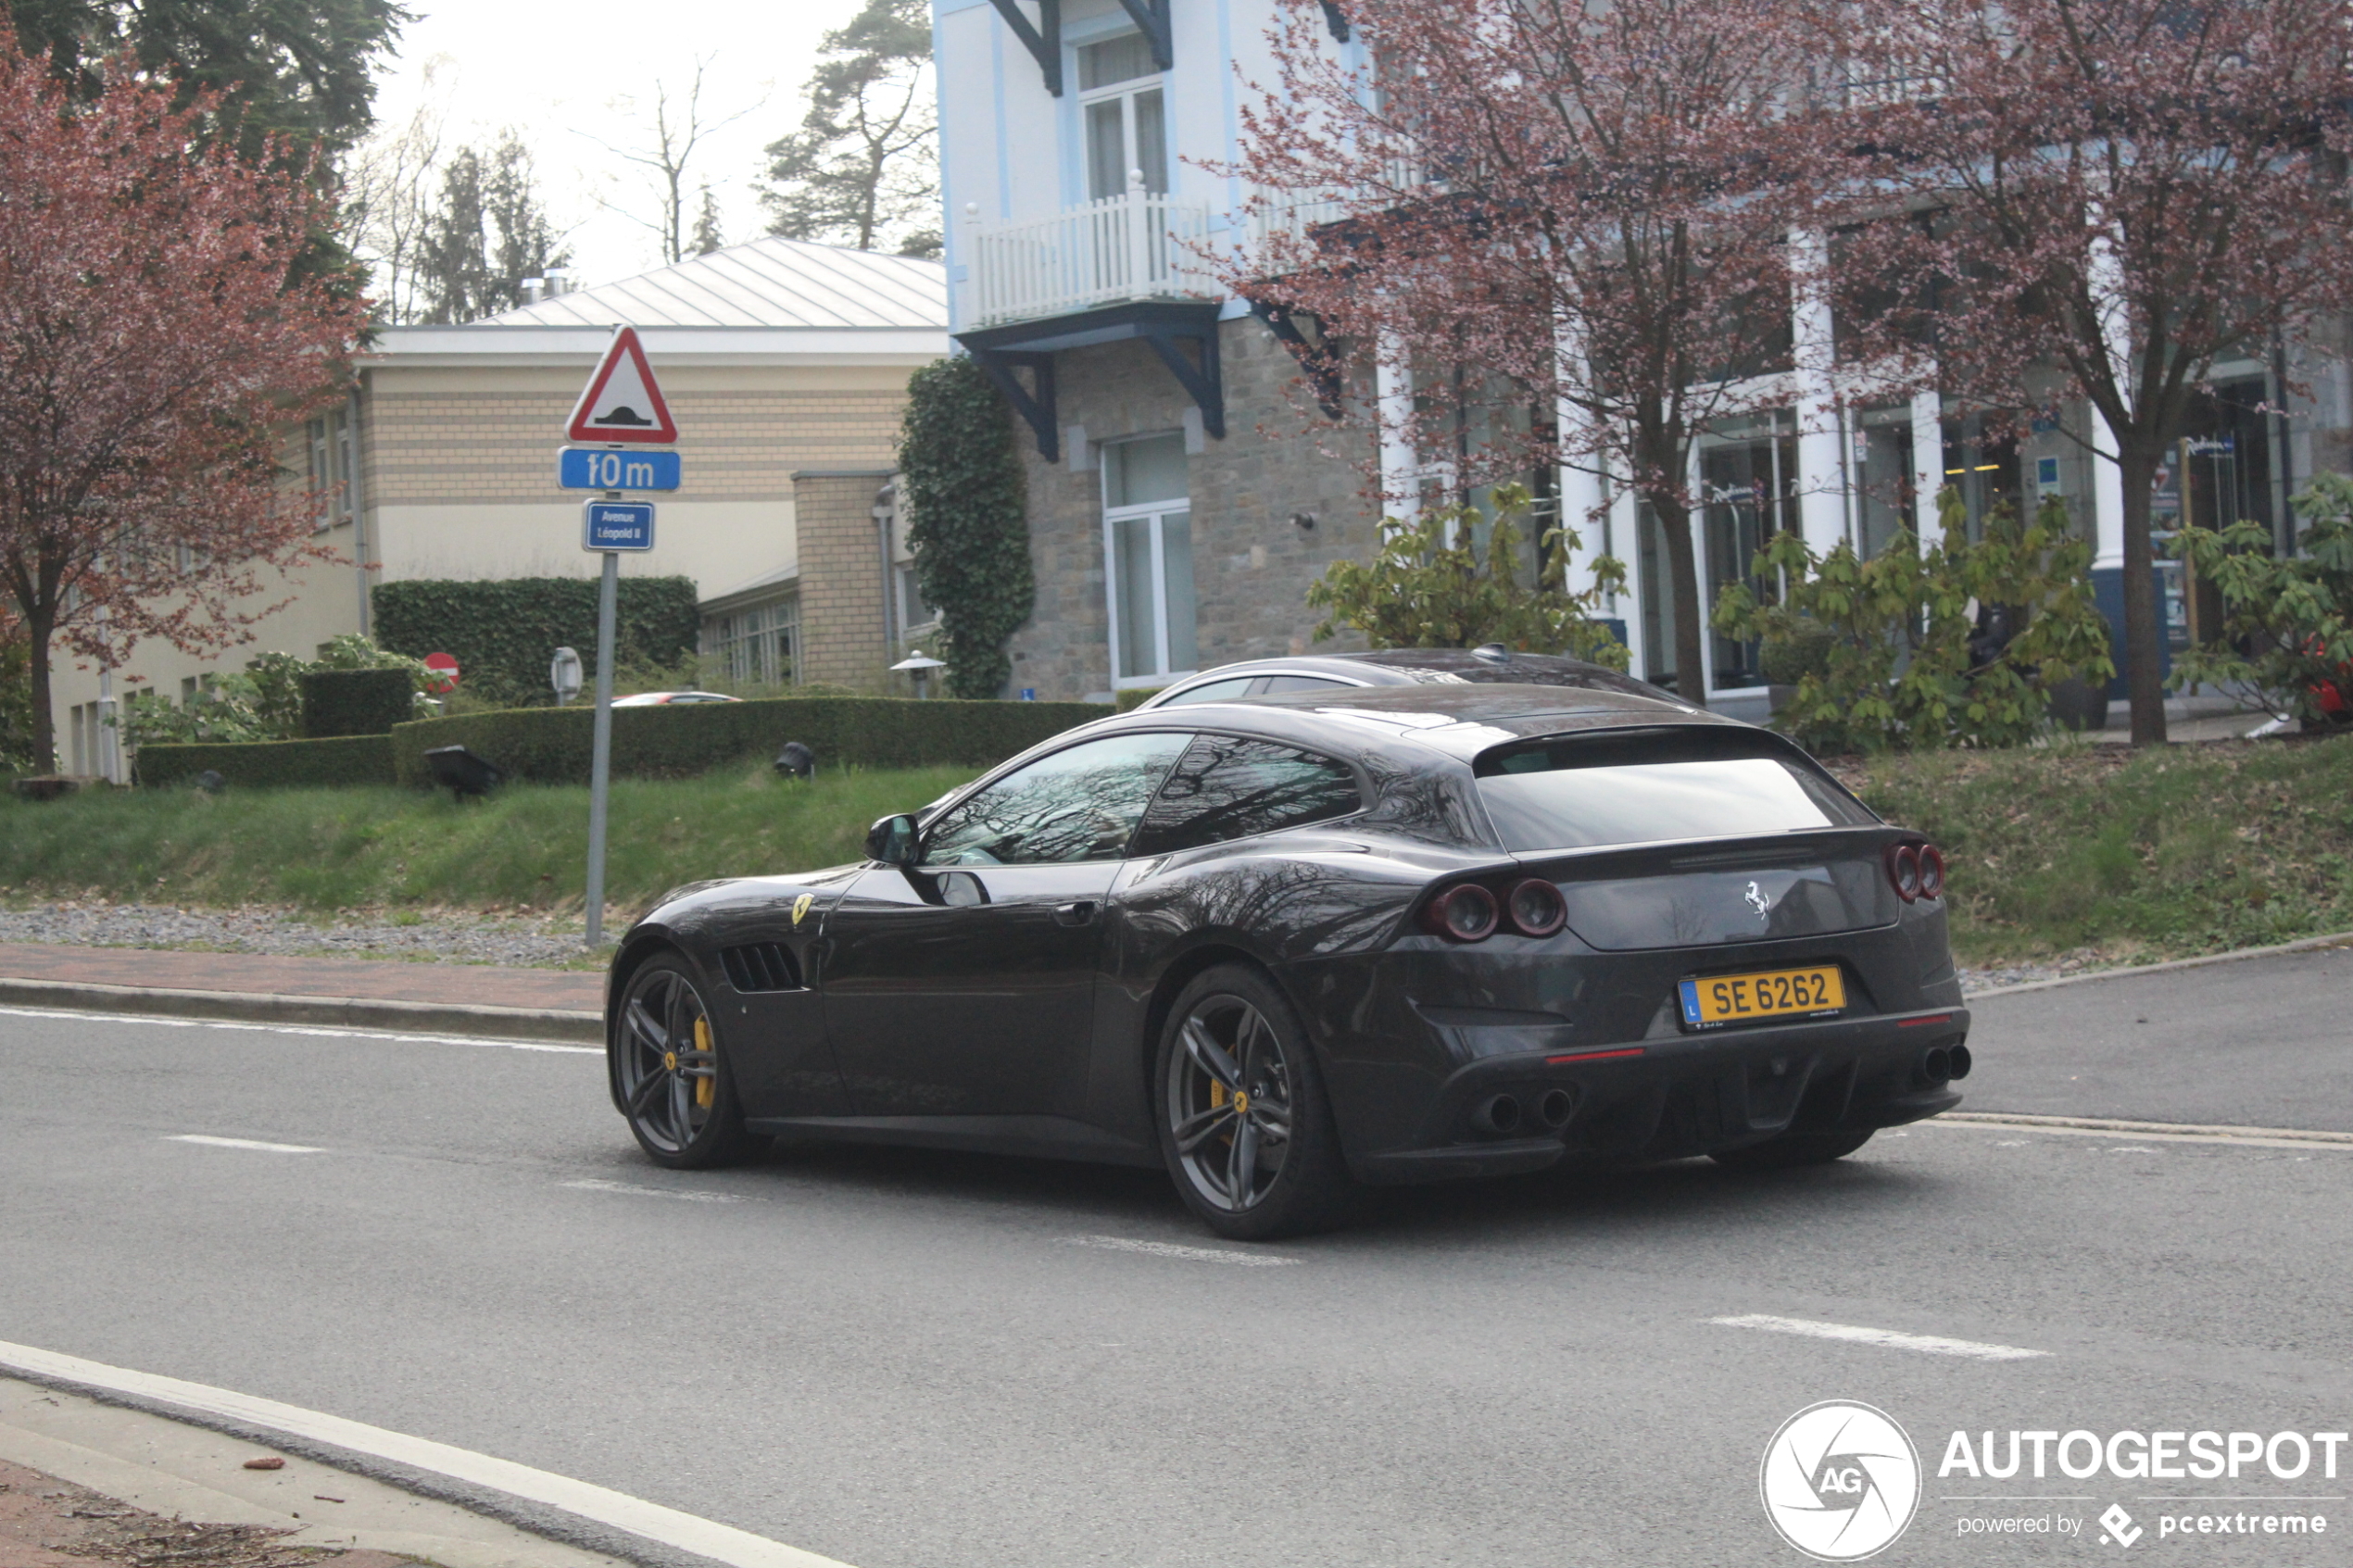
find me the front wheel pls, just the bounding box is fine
[612,955,762,1169]
[1154,965,1354,1240]
[1709,1129,1874,1172]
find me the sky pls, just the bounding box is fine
[367,0,875,289]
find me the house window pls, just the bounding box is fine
[1080,33,1166,200]
[898,564,936,632]
[705,597,798,688]
[306,410,352,531]
[1102,434,1196,686]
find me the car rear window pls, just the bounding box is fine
[1473,728,1874,852]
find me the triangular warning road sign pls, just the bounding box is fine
[567,325,678,444]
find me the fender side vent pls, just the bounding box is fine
[720,942,801,993]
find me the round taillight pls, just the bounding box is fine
[1427,884,1500,942]
[1918,845,1946,900]
[1885,843,1921,902]
[1506,877,1567,937]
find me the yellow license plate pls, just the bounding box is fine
[1679,966,1846,1029]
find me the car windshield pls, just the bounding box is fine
[1473,728,1874,852]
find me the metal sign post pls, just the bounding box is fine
[568,326,674,950]
[584,543,620,947]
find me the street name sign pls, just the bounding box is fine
[566,325,678,444]
[559,447,681,491]
[583,500,656,552]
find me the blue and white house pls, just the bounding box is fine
[935,0,2347,713]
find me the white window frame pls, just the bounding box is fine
[1102,498,1194,689]
[1077,35,1166,200]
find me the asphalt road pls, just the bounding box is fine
[1965,945,2353,1130]
[0,951,2348,1568]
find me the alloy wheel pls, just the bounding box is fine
[617,965,720,1156]
[1165,993,1294,1212]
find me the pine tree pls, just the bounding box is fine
[416,131,568,324]
[690,183,724,256]
[761,0,937,253]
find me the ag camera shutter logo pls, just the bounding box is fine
[1761,1400,1922,1560]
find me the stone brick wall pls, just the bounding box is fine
[793,470,893,688]
[1003,315,1376,700]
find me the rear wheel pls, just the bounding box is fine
[1154,965,1354,1240]
[613,955,762,1169]
[1709,1129,1874,1172]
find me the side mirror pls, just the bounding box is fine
[865,813,917,866]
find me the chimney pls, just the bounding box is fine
[544,268,570,297]
[520,277,545,304]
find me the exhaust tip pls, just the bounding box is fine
[1947,1043,1972,1081]
[1922,1047,1952,1085]
[1472,1093,1523,1136]
[1537,1088,1575,1129]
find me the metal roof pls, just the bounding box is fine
[480,236,947,332]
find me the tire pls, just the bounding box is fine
[1153,964,1355,1240]
[612,954,763,1170]
[1709,1129,1875,1172]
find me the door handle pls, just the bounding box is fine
[1053,900,1099,926]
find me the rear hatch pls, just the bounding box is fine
[1473,725,1901,950]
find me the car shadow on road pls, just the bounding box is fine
[716,1134,1945,1252]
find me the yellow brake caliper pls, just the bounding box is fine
[693,1016,715,1110]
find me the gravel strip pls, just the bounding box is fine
[0,902,593,968]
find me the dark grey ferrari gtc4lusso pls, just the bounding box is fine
[603,683,1969,1239]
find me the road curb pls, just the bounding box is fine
[1938,1110,2353,1146]
[0,976,602,1044]
[1965,928,2353,1000]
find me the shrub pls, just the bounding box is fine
[2171,472,2353,723]
[1305,483,1630,666]
[299,668,415,736]
[1114,687,1164,712]
[1712,488,2114,752]
[136,735,396,789]
[388,696,1112,787]
[116,636,432,749]
[900,358,1036,699]
[371,577,700,705]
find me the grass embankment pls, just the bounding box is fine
[6,739,2351,972]
[0,763,976,917]
[1842,734,2353,968]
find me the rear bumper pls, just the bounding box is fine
[1348,1006,1969,1185]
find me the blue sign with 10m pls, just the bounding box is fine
[583,501,656,552]
[559,447,681,491]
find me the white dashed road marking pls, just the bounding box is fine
[1711,1313,2048,1361]
[560,1179,742,1203]
[1061,1235,1302,1266]
[166,1135,324,1155]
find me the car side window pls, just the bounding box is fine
[1157,676,1260,707]
[922,732,1193,866]
[1259,674,1348,694]
[1131,735,1364,858]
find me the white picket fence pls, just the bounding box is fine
[969,194,1217,328]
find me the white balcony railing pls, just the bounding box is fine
[969,193,1217,329]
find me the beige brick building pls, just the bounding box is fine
[51,238,945,775]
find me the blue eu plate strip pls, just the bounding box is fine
[1678,980,1704,1025]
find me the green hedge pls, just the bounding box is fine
[371,577,700,704]
[299,668,414,736]
[389,697,1111,787]
[137,735,396,790]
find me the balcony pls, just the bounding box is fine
[968,192,1217,330]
